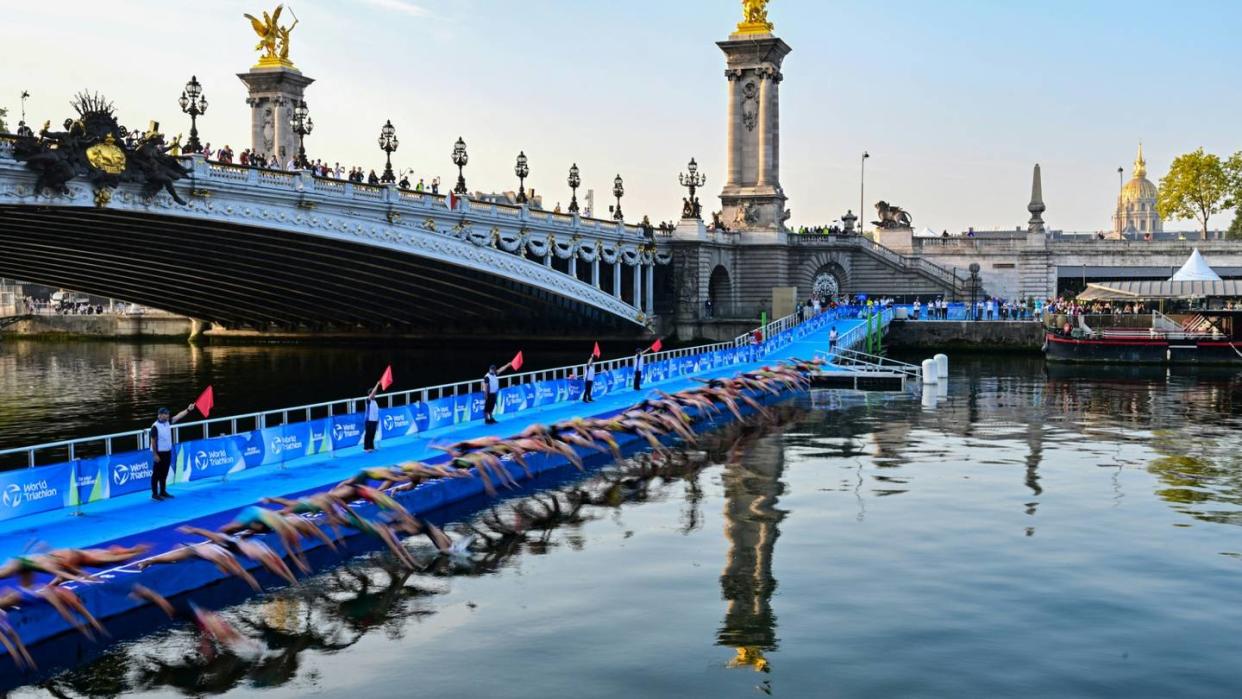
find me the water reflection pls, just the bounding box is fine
[717,427,786,673]
[28,407,807,696]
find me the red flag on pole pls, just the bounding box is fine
[592,342,601,358]
[194,386,215,417]
[378,365,394,390]
[448,192,459,210]
[510,351,524,371]
[649,338,663,353]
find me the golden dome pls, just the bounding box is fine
[1120,142,1158,203]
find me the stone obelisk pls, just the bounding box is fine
[236,11,313,163]
[718,1,791,238]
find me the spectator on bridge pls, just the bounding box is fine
[368,170,380,185]
[431,177,441,194]
[150,403,194,501]
[830,325,839,351]
[285,156,298,171]
[239,149,250,166]
[399,174,410,189]
[202,143,213,160]
[985,298,994,320]
[334,163,344,179]
[415,178,425,192]
[363,382,381,452]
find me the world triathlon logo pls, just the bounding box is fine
[113,464,130,486]
[332,422,344,442]
[382,414,394,432]
[269,436,283,456]
[2,484,21,508]
[194,450,211,471]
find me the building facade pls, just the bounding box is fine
[1113,143,1162,238]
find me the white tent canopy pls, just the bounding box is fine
[915,226,939,238]
[1170,248,1222,282]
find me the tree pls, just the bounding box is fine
[0,107,7,133]
[1228,212,1242,240]
[1157,148,1229,240]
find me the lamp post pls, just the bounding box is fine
[969,262,981,319]
[452,137,469,195]
[289,99,313,168]
[177,75,208,154]
[678,156,706,220]
[378,119,398,184]
[514,151,530,203]
[567,163,581,214]
[860,150,870,232]
[612,174,625,221]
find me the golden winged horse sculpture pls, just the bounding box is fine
[245,5,299,67]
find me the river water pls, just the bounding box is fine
[5,345,1242,696]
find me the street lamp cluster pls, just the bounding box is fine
[172,77,654,223]
[177,75,208,154]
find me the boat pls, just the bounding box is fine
[1044,250,1242,365]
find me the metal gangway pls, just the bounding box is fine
[809,347,919,391]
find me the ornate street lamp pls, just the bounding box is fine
[612,174,625,221]
[452,136,469,195]
[567,163,581,214]
[289,99,313,168]
[177,75,208,154]
[514,151,530,204]
[969,262,981,317]
[378,119,399,184]
[678,156,706,220]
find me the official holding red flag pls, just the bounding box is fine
[632,339,661,391]
[149,400,196,501]
[363,366,392,452]
[483,353,520,425]
[583,343,600,403]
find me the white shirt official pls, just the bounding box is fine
[150,421,173,451]
[485,372,499,394]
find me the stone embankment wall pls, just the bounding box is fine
[3,315,192,340]
[886,320,1043,350]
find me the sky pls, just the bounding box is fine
[2,0,1240,233]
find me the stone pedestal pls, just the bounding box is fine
[873,226,914,254]
[673,217,707,240]
[237,66,314,163]
[717,32,791,237]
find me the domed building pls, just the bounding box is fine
[1112,143,1162,238]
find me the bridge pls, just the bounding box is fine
[0,140,665,338]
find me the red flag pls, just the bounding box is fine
[378,365,394,390]
[510,351,524,371]
[448,192,459,210]
[649,338,663,353]
[592,342,601,358]
[194,386,214,418]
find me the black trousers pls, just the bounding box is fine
[583,379,594,402]
[633,370,643,391]
[484,391,497,421]
[152,450,171,496]
[363,420,378,450]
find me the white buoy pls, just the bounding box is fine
[921,358,937,385]
[934,353,948,379]
[921,386,938,409]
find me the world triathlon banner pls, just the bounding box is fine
[0,308,855,523]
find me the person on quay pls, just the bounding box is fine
[363,382,381,453]
[829,325,839,352]
[483,363,512,425]
[150,403,195,501]
[583,354,597,403]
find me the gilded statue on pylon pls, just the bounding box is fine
[245,4,299,68]
[738,0,774,34]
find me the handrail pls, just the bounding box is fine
[0,307,864,469]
